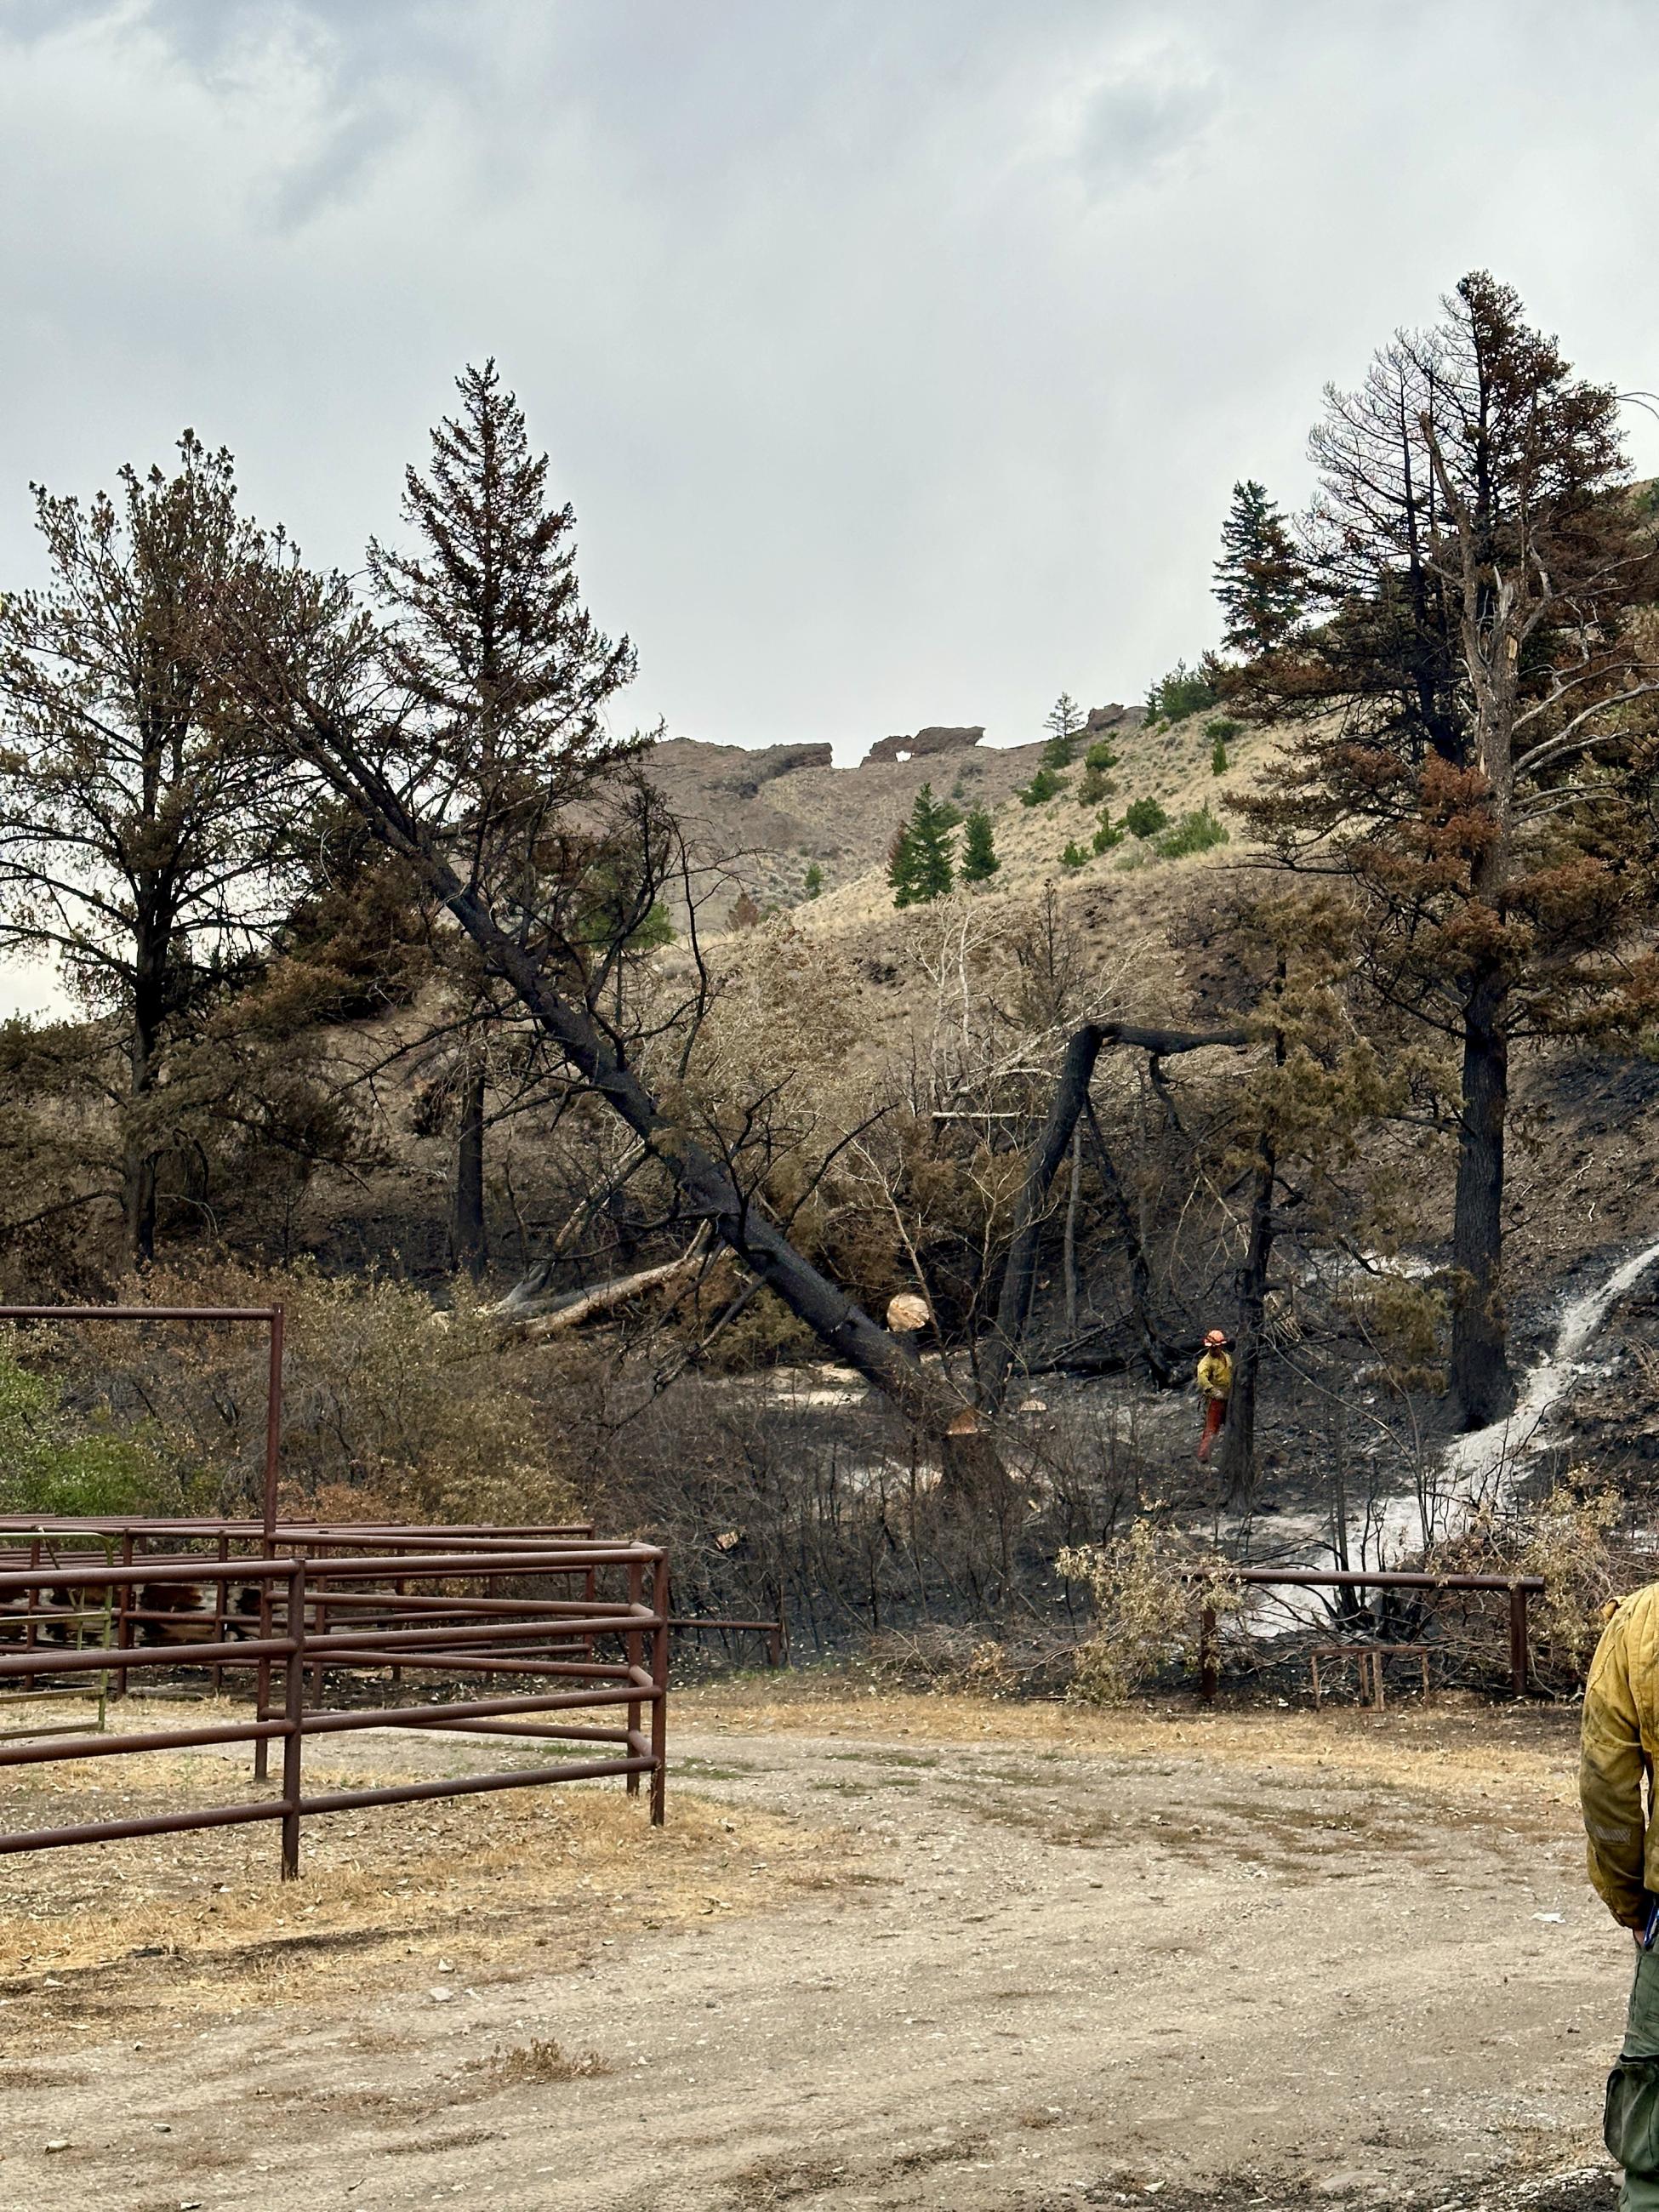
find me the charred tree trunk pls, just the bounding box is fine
[983,1020,1248,1410]
[1062,1125,1081,1337]
[1080,1099,1177,1387]
[1218,1141,1274,1504]
[1219,972,1286,1502]
[123,934,167,1267]
[1451,964,1514,1426]
[449,1062,487,1278]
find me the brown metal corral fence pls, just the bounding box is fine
[0,1522,670,1878]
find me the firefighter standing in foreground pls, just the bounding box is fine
[1194,1328,1232,1463]
[1582,1585,1659,2207]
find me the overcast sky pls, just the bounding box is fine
[2,0,1656,792]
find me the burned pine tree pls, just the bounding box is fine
[0,436,328,1263]
[1234,272,1659,1425]
[366,358,641,1277]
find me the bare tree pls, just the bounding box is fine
[980,1019,1250,1411]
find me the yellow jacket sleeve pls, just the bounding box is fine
[1582,1597,1653,1929]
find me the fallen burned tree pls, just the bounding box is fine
[224,366,1003,1489]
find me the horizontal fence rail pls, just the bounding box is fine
[0,1534,670,1878]
[668,1610,790,1668]
[1181,1565,1546,1700]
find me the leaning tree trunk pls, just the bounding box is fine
[271,705,1003,1488]
[1450,964,1514,1427]
[983,1020,1248,1410]
[449,1062,487,1278]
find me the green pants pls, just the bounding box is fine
[1609,1942,1659,2209]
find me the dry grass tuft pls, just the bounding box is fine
[474,2037,611,2086]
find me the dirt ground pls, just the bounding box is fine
[0,1682,1633,2212]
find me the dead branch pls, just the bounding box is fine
[511,1230,711,1338]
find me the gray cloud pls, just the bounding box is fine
[0,0,1653,797]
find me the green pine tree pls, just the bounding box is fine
[889,784,960,906]
[961,807,1000,883]
[1059,840,1089,870]
[1143,658,1222,724]
[1043,693,1085,767]
[804,860,824,898]
[1213,480,1303,657]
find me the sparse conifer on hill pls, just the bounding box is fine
[1213,480,1303,658]
[888,784,961,907]
[960,806,1000,884]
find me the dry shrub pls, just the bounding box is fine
[473,2038,610,2086]
[1058,1522,1240,1705]
[1423,1477,1626,1692]
[864,1623,1073,1697]
[42,1259,583,1526]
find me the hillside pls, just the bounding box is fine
[644,702,1262,926]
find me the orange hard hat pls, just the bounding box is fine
[1203,1329,1229,1347]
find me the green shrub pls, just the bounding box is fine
[1122,796,1169,840]
[1143,658,1220,725]
[1092,813,1123,854]
[1058,841,1089,870]
[1084,739,1119,773]
[1154,805,1230,858]
[1017,766,1068,807]
[0,1346,161,1517]
[803,861,824,898]
[1075,763,1116,807]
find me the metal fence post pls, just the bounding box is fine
[1509,1582,1529,1696]
[22,1538,39,1696]
[254,1593,273,1784]
[625,1557,642,1799]
[649,1556,670,1827]
[113,1531,134,1701]
[281,1558,306,1880]
[211,1530,229,1696]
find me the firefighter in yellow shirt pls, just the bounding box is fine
[1582,1585,1659,2207]
[1195,1329,1232,1463]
